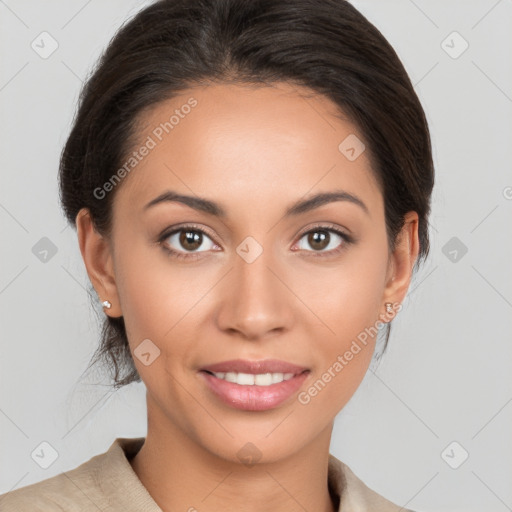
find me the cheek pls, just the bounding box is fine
[296,248,388,343]
[113,247,190,395]
[295,244,388,407]
[113,237,214,363]
[296,265,383,416]
[112,235,174,345]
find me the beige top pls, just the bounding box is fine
[0,437,414,511]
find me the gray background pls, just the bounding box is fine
[1,1,511,511]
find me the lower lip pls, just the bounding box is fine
[199,370,310,411]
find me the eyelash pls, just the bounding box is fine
[157,222,354,261]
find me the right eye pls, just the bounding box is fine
[158,224,220,260]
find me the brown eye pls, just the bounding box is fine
[306,230,330,251]
[179,230,203,251]
[162,226,217,255]
[295,226,351,256]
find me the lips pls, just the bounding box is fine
[200,358,309,375]
[198,368,310,411]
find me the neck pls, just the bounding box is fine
[129,401,337,512]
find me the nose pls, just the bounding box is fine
[215,245,294,341]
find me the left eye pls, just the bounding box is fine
[295,227,349,254]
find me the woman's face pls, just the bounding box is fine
[80,82,417,463]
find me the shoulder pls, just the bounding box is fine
[328,453,417,512]
[0,460,103,512]
[0,468,96,512]
[0,437,147,512]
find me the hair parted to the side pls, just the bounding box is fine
[59,0,435,389]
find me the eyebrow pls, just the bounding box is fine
[143,189,369,217]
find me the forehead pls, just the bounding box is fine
[114,82,382,219]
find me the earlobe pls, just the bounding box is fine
[75,208,122,317]
[382,211,420,312]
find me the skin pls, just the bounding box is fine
[76,82,419,512]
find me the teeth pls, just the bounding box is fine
[211,371,295,386]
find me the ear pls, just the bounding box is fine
[381,211,420,318]
[76,208,122,318]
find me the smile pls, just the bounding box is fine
[204,371,295,386]
[199,369,310,411]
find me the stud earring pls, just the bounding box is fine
[385,302,393,315]
[101,300,112,309]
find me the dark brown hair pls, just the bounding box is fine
[59,0,434,388]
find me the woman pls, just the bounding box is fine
[0,0,434,510]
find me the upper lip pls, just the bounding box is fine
[200,359,309,375]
